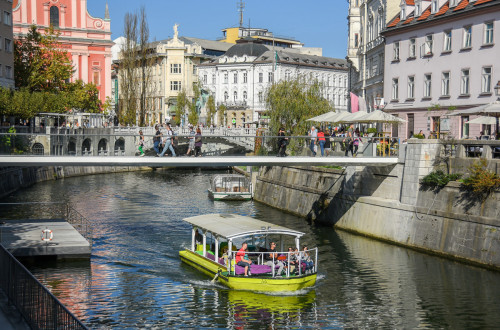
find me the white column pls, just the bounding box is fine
[21,0,28,23]
[104,55,112,100]
[30,0,37,24]
[72,54,79,81]
[43,3,49,26]
[80,0,86,29]
[72,0,77,28]
[60,5,66,28]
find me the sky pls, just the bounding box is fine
[87,0,349,59]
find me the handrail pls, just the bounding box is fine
[0,244,87,329]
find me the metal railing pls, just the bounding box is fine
[0,203,93,247]
[0,244,88,330]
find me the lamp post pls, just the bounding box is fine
[375,95,382,111]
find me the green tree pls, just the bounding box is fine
[217,104,227,127]
[14,25,73,92]
[175,89,189,126]
[66,80,101,113]
[266,75,331,136]
[187,102,199,127]
[206,95,216,126]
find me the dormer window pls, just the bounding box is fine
[415,1,421,16]
[449,0,458,7]
[431,0,438,14]
[401,6,406,20]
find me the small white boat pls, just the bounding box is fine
[208,174,252,201]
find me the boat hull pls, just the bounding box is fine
[179,250,317,292]
[208,190,252,201]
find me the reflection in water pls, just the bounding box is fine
[2,170,500,328]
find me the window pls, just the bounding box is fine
[212,74,216,84]
[5,66,12,79]
[460,69,470,95]
[4,11,12,26]
[392,78,399,100]
[259,72,263,83]
[258,91,263,102]
[431,0,438,13]
[93,71,100,86]
[463,26,472,48]
[243,91,247,101]
[393,42,400,61]
[424,35,433,55]
[233,72,238,84]
[401,6,406,20]
[424,74,432,98]
[484,22,494,45]
[285,71,291,80]
[203,74,207,84]
[233,91,237,101]
[407,76,415,99]
[378,54,384,74]
[4,38,12,53]
[441,72,450,96]
[224,72,228,84]
[415,1,421,16]
[224,91,229,101]
[443,30,452,52]
[0,64,3,77]
[170,81,181,91]
[354,33,359,47]
[243,72,247,83]
[170,64,181,74]
[268,72,274,83]
[409,38,416,58]
[482,67,492,93]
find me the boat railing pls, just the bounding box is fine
[228,248,318,278]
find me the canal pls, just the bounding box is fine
[2,169,500,328]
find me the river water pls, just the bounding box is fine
[2,169,500,329]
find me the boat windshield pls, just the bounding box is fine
[212,175,250,193]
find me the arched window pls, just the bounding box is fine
[50,6,59,28]
[233,91,237,101]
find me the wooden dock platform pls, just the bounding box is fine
[0,219,91,259]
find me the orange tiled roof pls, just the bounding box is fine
[403,17,415,24]
[417,7,431,20]
[387,17,401,28]
[453,0,469,11]
[474,0,494,5]
[435,1,450,16]
[406,0,415,5]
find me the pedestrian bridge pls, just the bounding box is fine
[0,155,399,167]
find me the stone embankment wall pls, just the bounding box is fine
[0,166,151,199]
[254,140,500,270]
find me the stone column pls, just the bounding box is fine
[30,0,37,24]
[72,0,77,28]
[81,54,89,83]
[21,0,28,23]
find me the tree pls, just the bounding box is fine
[175,89,189,126]
[206,95,216,126]
[217,104,227,127]
[187,102,199,127]
[66,80,102,113]
[14,25,73,92]
[266,75,331,136]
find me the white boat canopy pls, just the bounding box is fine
[183,213,305,240]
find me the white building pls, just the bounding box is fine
[198,38,349,127]
[383,0,500,139]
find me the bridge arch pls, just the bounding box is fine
[98,138,108,155]
[114,138,125,155]
[82,138,92,155]
[32,143,44,155]
[68,138,76,156]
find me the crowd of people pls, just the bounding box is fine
[148,123,203,157]
[234,241,314,277]
[308,124,363,157]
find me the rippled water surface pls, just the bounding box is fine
[3,169,500,329]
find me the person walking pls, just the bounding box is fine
[324,129,332,156]
[185,124,196,156]
[138,130,145,156]
[277,127,288,157]
[159,123,176,157]
[317,129,326,157]
[194,127,202,157]
[309,126,317,156]
[353,132,362,157]
[153,125,162,155]
[344,124,354,157]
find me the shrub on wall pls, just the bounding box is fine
[461,159,500,198]
[412,133,425,139]
[421,170,461,188]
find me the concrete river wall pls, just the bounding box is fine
[254,140,500,270]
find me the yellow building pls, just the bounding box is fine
[220,27,304,49]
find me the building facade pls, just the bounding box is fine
[12,0,113,103]
[116,25,232,125]
[347,0,400,112]
[0,0,14,88]
[383,0,500,139]
[198,38,349,127]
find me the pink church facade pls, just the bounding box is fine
[12,0,112,104]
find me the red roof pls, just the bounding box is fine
[453,0,469,11]
[435,1,450,16]
[406,0,415,5]
[403,17,415,24]
[474,0,494,5]
[417,7,432,20]
[387,17,401,28]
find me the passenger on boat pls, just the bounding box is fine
[264,242,284,277]
[300,246,314,273]
[288,247,298,274]
[235,242,252,276]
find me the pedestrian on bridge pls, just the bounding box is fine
[185,124,196,156]
[153,125,162,155]
[138,130,145,156]
[194,127,202,157]
[277,127,288,157]
[159,123,176,157]
[309,126,318,156]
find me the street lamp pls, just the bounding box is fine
[375,95,382,110]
